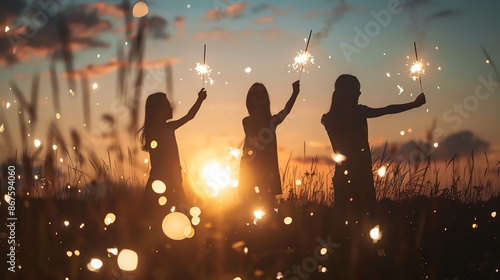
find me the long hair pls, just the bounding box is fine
[138,92,168,152]
[326,74,360,117]
[246,82,272,118]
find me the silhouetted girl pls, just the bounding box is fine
[239,80,300,211]
[322,74,425,229]
[140,89,207,210]
[321,74,425,279]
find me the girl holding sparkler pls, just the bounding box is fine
[322,74,425,225]
[140,88,207,210]
[321,74,425,278]
[239,80,300,212]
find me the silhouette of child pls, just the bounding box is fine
[139,89,207,210]
[239,80,300,211]
[321,74,425,278]
[322,74,425,228]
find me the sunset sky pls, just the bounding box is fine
[0,0,499,183]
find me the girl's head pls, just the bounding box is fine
[139,92,172,151]
[327,74,361,117]
[246,83,271,117]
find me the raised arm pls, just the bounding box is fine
[274,80,300,125]
[361,93,426,118]
[168,88,207,130]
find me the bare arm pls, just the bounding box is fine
[274,80,300,125]
[361,93,426,118]
[168,88,207,130]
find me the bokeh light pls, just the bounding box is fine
[162,212,191,240]
[117,249,138,271]
[152,180,167,194]
[132,1,149,17]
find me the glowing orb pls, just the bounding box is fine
[150,140,158,149]
[284,216,292,225]
[117,249,138,271]
[190,207,201,217]
[332,152,346,164]
[244,67,252,73]
[158,196,167,206]
[34,139,41,147]
[370,225,382,243]
[295,179,302,186]
[152,180,166,194]
[132,1,149,18]
[162,212,191,240]
[104,213,116,225]
[377,166,387,177]
[89,258,103,270]
[492,211,497,218]
[191,216,200,226]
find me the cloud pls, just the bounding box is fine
[0,3,112,66]
[372,130,490,162]
[253,16,275,24]
[312,0,356,43]
[203,2,248,21]
[251,4,287,16]
[90,2,128,19]
[66,56,182,79]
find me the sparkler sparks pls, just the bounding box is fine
[292,30,314,80]
[253,209,265,224]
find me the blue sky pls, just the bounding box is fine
[0,0,499,175]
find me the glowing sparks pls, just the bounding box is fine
[386,72,391,77]
[69,89,76,96]
[472,223,478,229]
[370,225,382,243]
[34,139,41,148]
[492,211,497,218]
[433,142,439,148]
[292,50,314,71]
[56,113,61,119]
[117,249,138,271]
[410,61,424,81]
[244,67,252,73]
[63,220,69,226]
[5,26,10,32]
[253,209,265,224]
[397,85,404,95]
[5,102,10,109]
[0,124,4,133]
[196,63,209,75]
[486,59,490,64]
[92,83,98,90]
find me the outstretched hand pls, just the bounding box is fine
[292,80,300,94]
[413,93,426,108]
[198,88,207,100]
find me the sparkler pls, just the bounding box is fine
[410,42,424,92]
[293,30,314,80]
[195,44,211,86]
